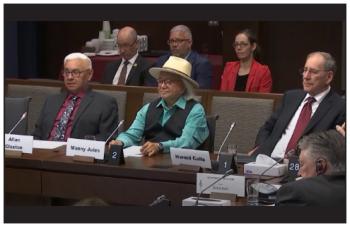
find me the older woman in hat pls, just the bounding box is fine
[109,56,209,157]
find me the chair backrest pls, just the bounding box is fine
[200,114,219,152]
[211,96,274,153]
[5,97,31,135]
[7,84,61,134]
[93,89,127,131]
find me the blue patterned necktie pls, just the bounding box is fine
[52,96,78,141]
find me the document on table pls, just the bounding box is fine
[123,146,143,157]
[33,140,66,149]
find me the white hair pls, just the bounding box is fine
[170,25,192,41]
[181,79,198,101]
[64,52,92,69]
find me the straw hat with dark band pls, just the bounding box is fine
[149,56,199,89]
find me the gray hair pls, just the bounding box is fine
[170,25,192,41]
[298,130,345,173]
[64,52,92,69]
[307,51,337,74]
[181,79,197,101]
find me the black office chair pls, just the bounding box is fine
[5,97,31,135]
[199,114,219,153]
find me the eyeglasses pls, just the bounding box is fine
[167,39,190,45]
[233,42,249,48]
[299,67,329,76]
[157,79,179,86]
[63,69,90,78]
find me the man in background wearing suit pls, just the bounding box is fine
[33,52,119,141]
[101,26,152,86]
[145,24,213,89]
[275,130,345,206]
[252,51,345,158]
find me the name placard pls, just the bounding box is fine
[196,173,245,197]
[170,148,211,169]
[66,138,105,160]
[5,134,33,154]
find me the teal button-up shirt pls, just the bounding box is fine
[117,96,209,152]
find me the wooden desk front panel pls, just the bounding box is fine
[42,171,195,206]
[5,168,42,195]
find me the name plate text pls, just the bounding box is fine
[170,148,211,169]
[5,134,33,154]
[66,138,105,160]
[196,173,245,197]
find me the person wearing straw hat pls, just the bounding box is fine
[109,56,209,157]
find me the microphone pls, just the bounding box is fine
[259,149,295,177]
[105,120,124,143]
[149,195,170,207]
[252,150,296,196]
[195,168,234,206]
[216,122,236,161]
[8,112,27,134]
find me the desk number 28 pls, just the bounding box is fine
[289,163,300,171]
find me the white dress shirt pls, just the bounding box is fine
[112,53,139,85]
[270,86,331,159]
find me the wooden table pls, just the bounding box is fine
[5,148,201,206]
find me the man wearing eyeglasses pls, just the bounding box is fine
[250,51,345,158]
[145,24,213,89]
[33,52,119,141]
[101,26,152,86]
[109,56,209,157]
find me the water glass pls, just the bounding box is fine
[246,178,259,206]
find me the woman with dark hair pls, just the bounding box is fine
[220,29,272,92]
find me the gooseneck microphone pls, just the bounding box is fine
[8,112,27,134]
[195,168,234,206]
[216,122,236,161]
[253,150,296,195]
[105,120,124,143]
[259,149,295,177]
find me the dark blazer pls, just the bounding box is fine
[101,55,152,86]
[220,59,272,92]
[276,172,346,206]
[145,51,213,89]
[255,89,345,156]
[33,89,119,141]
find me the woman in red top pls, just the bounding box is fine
[220,29,272,92]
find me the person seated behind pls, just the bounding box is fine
[109,56,209,157]
[275,130,345,206]
[251,51,345,159]
[145,24,213,89]
[33,52,119,141]
[220,29,272,92]
[101,26,152,86]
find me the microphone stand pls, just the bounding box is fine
[195,169,234,206]
[105,120,124,143]
[8,112,27,134]
[216,122,236,161]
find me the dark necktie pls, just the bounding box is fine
[285,96,316,152]
[52,96,78,141]
[117,60,129,85]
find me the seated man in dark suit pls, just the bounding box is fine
[145,24,213,89]
[33,52,119,141]
[275,130,345,206]
[251,51,345,159]
[101,26,152,86]
[109,56,209,157]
